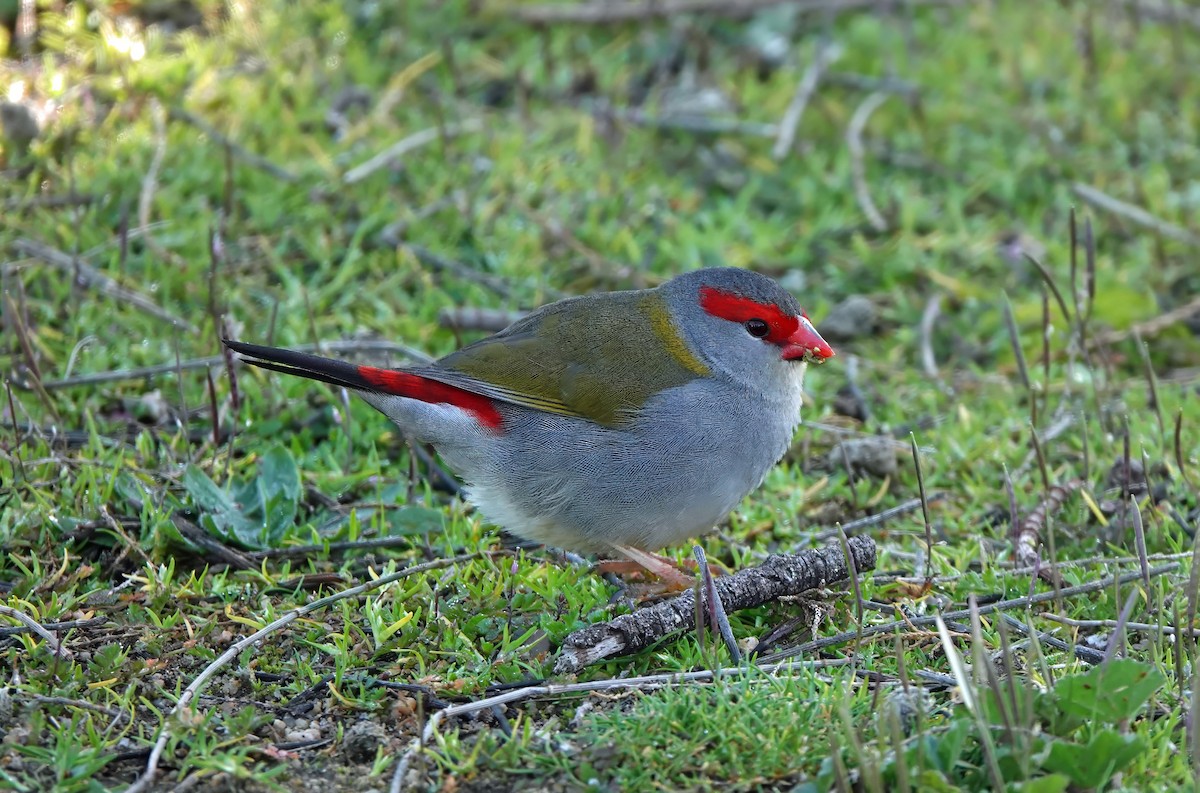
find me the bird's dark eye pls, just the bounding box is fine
[744,319,770,338]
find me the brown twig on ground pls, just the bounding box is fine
[400,243,515,299]
[998,613,1105,665]
[1015,478,1082,587]
[511,195,636,289]
[0,616,108,637]
[814,493,946,541]
[10,237,196,333]
[845,92,890,232]
[40,338,433,390]
[608,106,778,138]
[125,552,486,793]
[1086,293,1200,349]
[99,505,153,574]
[1043,613,1200,639]
[1114,0,1200,33]
[168,106,300,183]
[171,515,257,570]
[0,603,70,657]
[390,657,852,792]
[759,562,1180,662]
[248,533,482,562]
[505,0,967,24]
[3,289,60,422]
[438,307,527,333]
[342,119,483,185]
[1,193,97,212]
[1072,182,1200,247]
[555,536,876,672]
[22,693,129,726]
[772,40,843,160]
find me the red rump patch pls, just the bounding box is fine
[357,366,503,430]
[698,286,800,344]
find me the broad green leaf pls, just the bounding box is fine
[1042,730,1144,788]
[1053,659,1166,724]
[385,506,445,536]
[1006,774,1069,793]
[182,464,257,546]
[256,445,302,544]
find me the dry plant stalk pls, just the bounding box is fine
[556,536,876,672]
[1015,478,1083,586]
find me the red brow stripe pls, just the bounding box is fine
[698,286,799,345]
[357,366,503,430]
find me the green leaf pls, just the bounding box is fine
[384,506,445,536]
[933,718,972,773]
[256,445,302,544]
[1042,730,1144,788]
[911,770,958,792]
[1053,659,1166,724]
[181,464,257,547]
[1006,774,1069,793]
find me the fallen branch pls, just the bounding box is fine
[555,536,877,673]
[10,238,196,333]
[400,243,515,299]
[124,552,484,793]
[438,306,526,333]
[0,616,108,637]
[610,106,778,138]
[1072,182,1200,247]
[772,40,843,160]
[1114,0,1200,31]
[38,338,433,391]
[171,515,258,570]
[0,603,70,657]
[1015,478,1082,586]
[1087,293,1200,349]
[390,656,852,791]
[343,119,483,185]
[760,562,1180,662]
[845,92,890,232]
[168,106,300,183]
[505,0,968,24]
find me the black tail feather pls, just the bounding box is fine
[223,339,377,393]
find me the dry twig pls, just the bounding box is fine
[1072,182,1200,247]
[845,92,890,232]
[760,562,1180,662]
[1015,478,1082,586]
[125,553,485,793]
[0,603,69,657]
[505,0,968,24]
[772,41,843,160]
[556,536,876,672]
[389,656,852,791]
[10,238,196,333]
[343,119,483,185]
[1114,0,1200,32]
[1087,293,1200,349]
[168,106,300,183]
[40,338,433,391]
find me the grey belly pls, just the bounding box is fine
[464,381,799,552]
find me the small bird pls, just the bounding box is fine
[225,267,833,580]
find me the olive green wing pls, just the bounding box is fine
[411,290,710,428]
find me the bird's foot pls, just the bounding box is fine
[598,545,700,593]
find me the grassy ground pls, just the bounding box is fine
[2,0,1200,790]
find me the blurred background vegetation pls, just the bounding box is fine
[2,1,1199,791]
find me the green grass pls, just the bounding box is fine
[2,0,1200,790]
